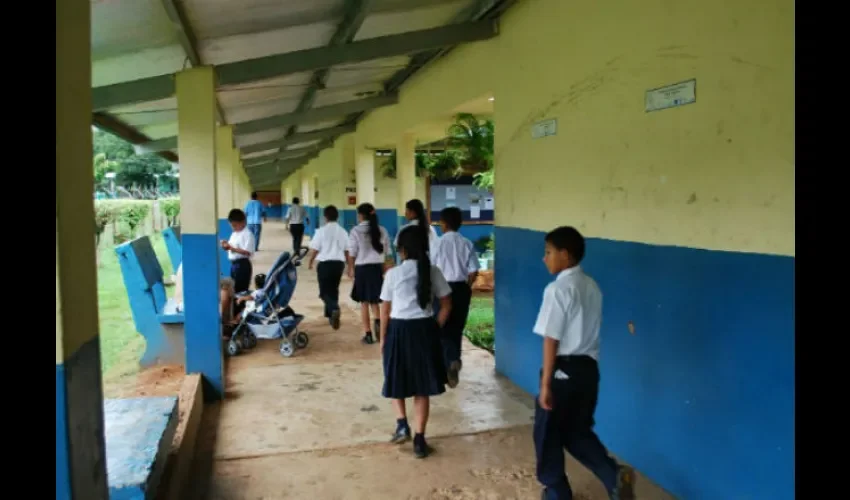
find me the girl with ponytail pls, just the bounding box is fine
[378,225,452,459]
[347,203,391,344]
[394,198,440,262]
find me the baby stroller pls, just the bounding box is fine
[227,247,310,358]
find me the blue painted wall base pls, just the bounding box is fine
[494,226,794,500]
[56,336,109,500]
[182,232,224,400]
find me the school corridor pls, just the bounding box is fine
[188,221,673,499]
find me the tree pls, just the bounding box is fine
[92,129,175,192]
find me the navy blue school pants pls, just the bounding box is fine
[437,281,472,367]
[534,355,619,500]
[230,258,253,294]
[316,260,345,318]
[248,223,262,251]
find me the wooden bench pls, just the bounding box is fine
[115,236,184,367]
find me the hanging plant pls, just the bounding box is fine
[379,151,431,179]
[444,113,494,173]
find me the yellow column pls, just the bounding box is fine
[355,142,375,206]
[176,66,223,398]
[57,0,108,496]
[216,125,234,276]
[397,132,416,216]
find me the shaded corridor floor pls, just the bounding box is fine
[194,221,674,499]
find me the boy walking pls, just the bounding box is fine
[432,207,479,388]
[220,209,255,294]
[533,226,634,500]
[307,206,349,330]
[244,191,265,251]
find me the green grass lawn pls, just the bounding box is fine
[464,295,495,352]
[97,233,174,387]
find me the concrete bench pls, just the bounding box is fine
[162,226,182,271]
[105,396,178,500]
[116,236,184,367]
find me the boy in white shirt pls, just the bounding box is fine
[220,208,255,294]
[533,226,635,500]
[307,205,349,330]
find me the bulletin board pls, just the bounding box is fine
[428,176,494,224]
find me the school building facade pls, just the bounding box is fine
[59,0,793,498]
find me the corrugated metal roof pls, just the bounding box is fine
[88,0,515,183]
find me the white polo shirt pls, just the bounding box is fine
[286,204,307,224]
[347,222,390,266]
[227,228,255,261]
[395,219,440,261]
[309,222,349,262]
[532,266,602,360]
[380,260,452,319]
[432,231,479,283]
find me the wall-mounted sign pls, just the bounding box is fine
[531,118,557,139]
[348,195,357,206]
[345,187,357,193]
[645,79,696,112]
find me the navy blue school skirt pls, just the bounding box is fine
[382,317,447,399]
[350,263,383,304]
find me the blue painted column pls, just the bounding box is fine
[56,0,108,496]
[176,66,224,399]
[216,125,235,277]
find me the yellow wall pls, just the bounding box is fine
[374,154,428,210]
[347,0,794,257]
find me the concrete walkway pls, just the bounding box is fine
[194,221,673,499]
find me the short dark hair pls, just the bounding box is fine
[251,191,258,199]
[323,205,339,222]
[292,197,300,204]
[228,208,247,223]
[440,207,463,231]
[545,226,586,264]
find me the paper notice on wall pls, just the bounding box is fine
[470,206,481,219]
[446,187,456,200]
[484,198,494,210]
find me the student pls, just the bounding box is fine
[220,208,255,294]
[533,226,635,500]
[235,273,268,306]
[244,192,266,251]
[432,206,479,388]
[347,203,391,345]
[379,227,452,459]
[307,205,349,330]
[395,199,440,262]
[285,197,309,254]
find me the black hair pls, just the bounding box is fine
[254,273,266,289]
[397,226,432,310]
[545,226,586,264]
[251,191,258,199]
[405,199,429,236]
[292,197,300,204]
[228,208,247,223]
[323,205,339,222]
[440,206,463,231]
[357,203,384,254]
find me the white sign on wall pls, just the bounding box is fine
[645,79,696,112]
[531,118,558,139]
[470,206,481,219]
[446,187,456,200]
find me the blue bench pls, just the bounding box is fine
[105,396,178,499]
[116,236,184,367]
[162,226,182,271]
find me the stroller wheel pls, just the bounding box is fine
[279,340,294,357]
[227,339,241,356]
[294,331,309,349]
[245,331,258,349]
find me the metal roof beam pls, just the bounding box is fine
[244,140,333,167]
[242,124,355,155]
[92,21,497,110]
[218,20,497,86]
[234,94,397,135]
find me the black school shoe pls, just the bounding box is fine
[390,421,411,444]
[361,332,374,345]
[330,309,341,330]
[447,361,461,388]
[373,319,381,341]
[413,433,432,459]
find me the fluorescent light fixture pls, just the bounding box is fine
[488,97,494,101]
